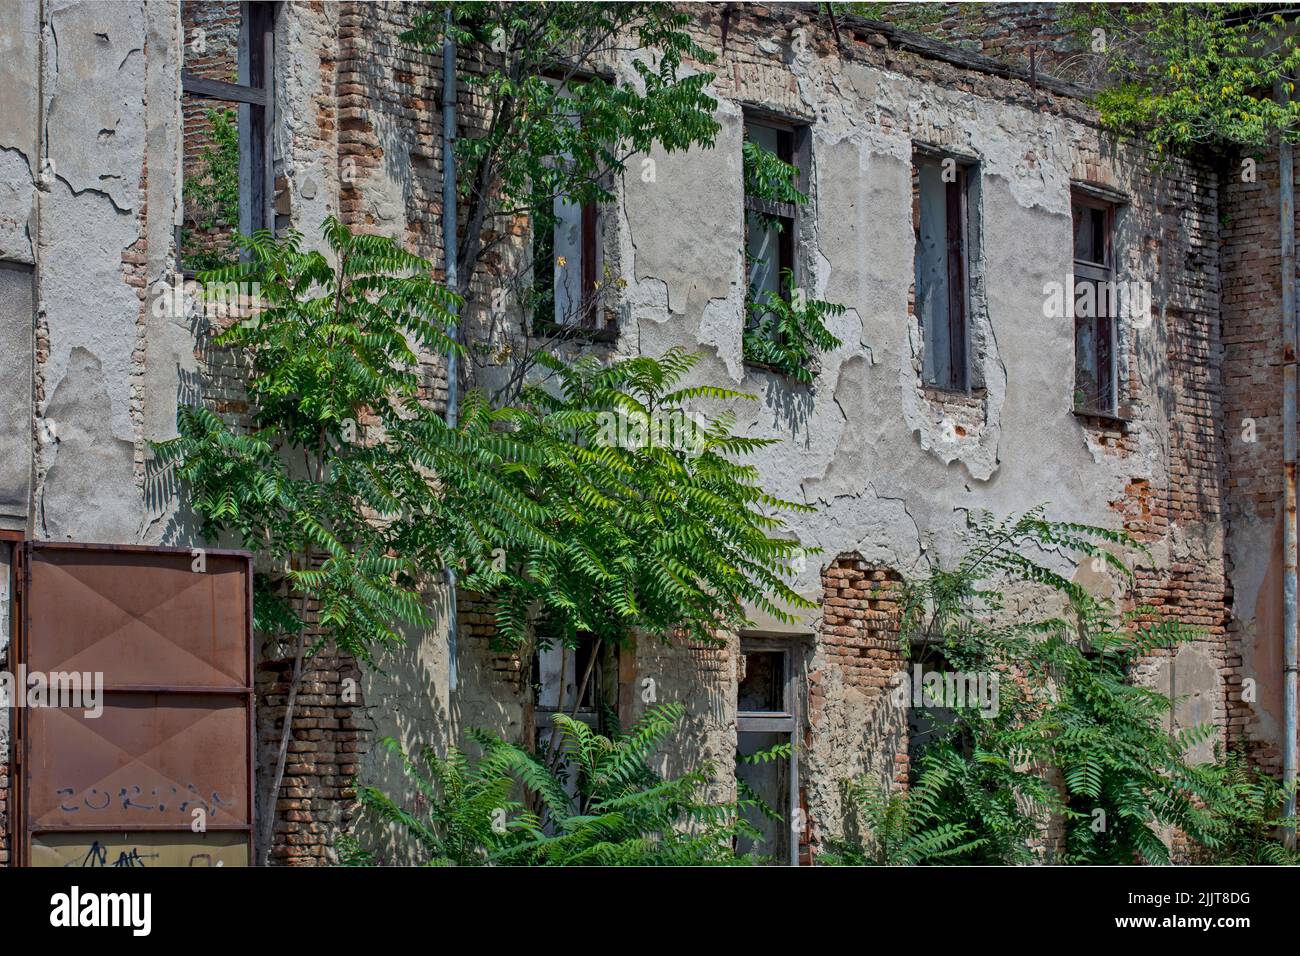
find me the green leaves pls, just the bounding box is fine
[744,269,845,385]
[348,703,760,866]
[821,777,986,866]
[152,220,461,663]
[402,3,719,269]
[1071,3,1300,153]
[433,346,815,655]
[742,133,844,383]
[855,507,1298,865]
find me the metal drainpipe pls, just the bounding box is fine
[1282,138,1299,851]
[442,9,460,692]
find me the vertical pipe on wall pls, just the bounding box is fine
[1279,83,1298,849]
[442,9,460,691]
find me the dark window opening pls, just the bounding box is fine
[180,1,275,274]
[905,644,963,775]
[1072,195,1117,415]
[913,153,971,392]
[738,650,786,713]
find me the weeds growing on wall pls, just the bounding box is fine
[827,508,1299,865]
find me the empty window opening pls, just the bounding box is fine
[534,635,604,720]
[533,635,615,807]
[742,113,808,347]
[1071,194,1118,415]
[532,83,604,332]
[180,1,275,273]
[913,153,971,392]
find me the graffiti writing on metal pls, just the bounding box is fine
[56,785,235,816]
[75,841,159,868]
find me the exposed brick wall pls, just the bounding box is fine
[805,557,908,857]
[257,648,367,865]
[1221,151,1295,773]
[868,2,1098,86]
[336,1,450,413]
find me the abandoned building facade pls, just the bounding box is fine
[0,1,1295,865]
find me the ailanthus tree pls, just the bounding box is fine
[829,509,1299,865]
[343,703,766,865]
[154,220,464,862]
[1067,3,1300,156]
[158,221,815,859]
[402,2,722,399]
[428,347,814,747]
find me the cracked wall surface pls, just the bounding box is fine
[530,6,1230,850]
[0,1,1271,865]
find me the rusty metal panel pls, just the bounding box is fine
[16,541,254,866]
[25,545,249,688]
[26,694,250,828]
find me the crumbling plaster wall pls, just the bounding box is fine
[620,44,1170,586]
[596,14,1225,840]
[0,0,188,548]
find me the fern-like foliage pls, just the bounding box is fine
[154,220,461,662]
[428,346,817,658]
[820,776,985,866]
[346,703,763,866]
[837,506,1299,865]
[744,269,845,385]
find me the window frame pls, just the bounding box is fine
[1070,192,1119,418]
[741,110,811,357]
[531,72,609,338]
[179,1,276,275]
[912,149,972,394]
[736,634,802,866]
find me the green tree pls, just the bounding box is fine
[158,219,815,857]
[1068,4,1300,156]
[430,347,814,748]
[154,220,465,862]
[402,2,721,386]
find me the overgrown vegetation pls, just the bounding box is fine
[741,130,844,381]
[342,703,766,865]
[181,107,241,272]
[744,270,845,385]
[159,220,816,859]
[827,508,1299,865]
[433,346,815,745]
[1068,3,1300,155]
[154,221,464,861]
[402,3,721,397]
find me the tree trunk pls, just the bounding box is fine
[257,627,308,865]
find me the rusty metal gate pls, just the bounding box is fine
[10,542,254,867]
